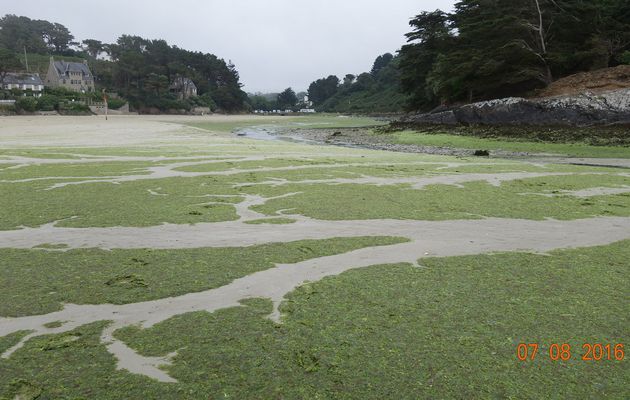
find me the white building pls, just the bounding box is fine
[2,73,45,97]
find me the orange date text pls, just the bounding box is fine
[516,343,624,361]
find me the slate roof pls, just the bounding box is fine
[2,73,44,86]
[53,61,93,77]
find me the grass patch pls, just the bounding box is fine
[0,155,627,230]
[173,158,337,173]
[248,174,630,221]
[2,241,626,398]
[0,236,407,317]
[0,322,182,399]
[0,331,32,355]
[189,115,387,134]
[391,131,630,159]
[42,321,65,329]
[32,243,69,250]
[0,176,243,230]
[0,161,154,181]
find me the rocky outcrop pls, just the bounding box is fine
[401,89,630,127]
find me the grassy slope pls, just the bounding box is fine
[1,241,627,399]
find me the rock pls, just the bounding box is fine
[400,88,630,127]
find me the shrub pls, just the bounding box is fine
[15,97,38,112]
[43,87,78,99]
[0,90,13,100]
[193,93,217,110]
[58,101,91,114]
[107,98,127,110]
[0,104,16,114]
[144,96,190,111]
[37,94,60,111]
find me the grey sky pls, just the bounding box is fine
[2,0,455,93]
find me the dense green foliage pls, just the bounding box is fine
[276,87,298,110]
[99,35,246,112]
[305,54,408,113]
[14,96,37,112]
[247,93,276,111]
[307,75,340,105]
[319,55,407,113]
[0,15,74,54]
[8,86,98,113]
[247,94,269,110]
[0,47,22,83]
[0,15,248,112]
[304,1,630,113]
[247,89,307,111]
[399,0,630,110]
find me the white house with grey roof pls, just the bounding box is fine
[45,57,95,93]
[1,73,45,97]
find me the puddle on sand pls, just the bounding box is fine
[234,127,326,146]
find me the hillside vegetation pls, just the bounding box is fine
[301,1,629,113]
[398,0,630,110]
[0,14,248,112]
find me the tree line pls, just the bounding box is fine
[248,88,304,112]
[302,0,629,113]
[4,3,629,115]
[399,0,630,110]
[296,53,407,113]
[0,14,248,112]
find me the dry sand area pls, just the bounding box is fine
[0,115,629,398]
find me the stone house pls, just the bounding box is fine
[45,57,95,93]
[169,77,197,99]
[1,73,45,97]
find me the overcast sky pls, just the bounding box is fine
[3,0,455,93]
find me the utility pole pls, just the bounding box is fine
[102,89,108,121]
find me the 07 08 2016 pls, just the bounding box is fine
[516,343,624,361]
